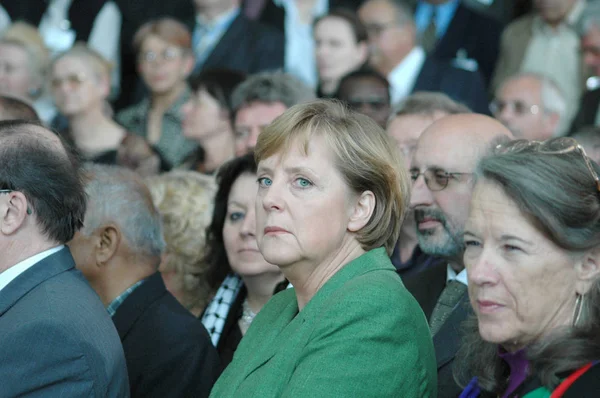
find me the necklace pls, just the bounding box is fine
[241,299,257,328]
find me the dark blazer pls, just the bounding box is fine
[412,56,491,115]
[112,272,221,398]
[192,13,284,75]
[431,3,503,86]
[570,88,600,133]
[403,261,473,398]
[0,247,129,397]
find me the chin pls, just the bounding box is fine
[478,320,514,345]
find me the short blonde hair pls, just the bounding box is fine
[255,99,410,254]
[145,171,217,311]
[52,43,113,81]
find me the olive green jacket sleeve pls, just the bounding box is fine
[209,248,437,398]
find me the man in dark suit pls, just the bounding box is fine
[191,0,284,75]
[404,114,513,398]
[68,164,222,398]
[0,120,129,396]
[414,0,503,85]
[358,0,489,114]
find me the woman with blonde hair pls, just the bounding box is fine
[210,99,436,397]
[145,170,217,316]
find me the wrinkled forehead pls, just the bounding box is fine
[412,131,482,171]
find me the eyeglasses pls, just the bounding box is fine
[51,72,88,89]
[139,47,183,64]
[410,168,472,191]
[495,137,600,193]
[489,99,541,116]
[0,189,32,215]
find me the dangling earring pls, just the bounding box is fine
[572,293,585,327]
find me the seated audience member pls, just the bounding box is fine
[68,164,221,398]
[405,114,512,398]
[182,69,246,173]
[335,68,391,128]
[358,0,489,114]
[201,152,286,367]
[0,22,55,124]
[0,120,128,396]
[387,91,470,275]
[210,100,437,397]
[571,125,600,165]
[456,137,600,397]
[117,18,198,170]
[414,0,503,86]
[314,9,368,97]
[145,170,217,316]
[191,0,284,75]
[0,95,40,121]
[492,0,585,127]
[231,71,315,155]
[572,2,600,132]
[492,73,567,140]
[257,0,365,87]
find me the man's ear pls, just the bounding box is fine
[96,224,122,265]
[181,53,195,78]
[575,247,600,295]
[0,192,29,235]
[348,190,376,232]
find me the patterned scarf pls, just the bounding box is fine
[201,273,244,346]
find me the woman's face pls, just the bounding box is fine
[182,88,228,140]
[256,136,360,270]
[222,172,281,277]
[314,17,367,83]
[0,43,36,99]
[51,56,107,117]
[464,180,579,349]
[138,35,192,95]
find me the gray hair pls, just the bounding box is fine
[576,1,600,35]
[231,71,316,113]
[455,138,600,393]
[81,164,166,260]
[388,91,471,123]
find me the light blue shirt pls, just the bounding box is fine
[415,0,460,39]
[192,6,240,69]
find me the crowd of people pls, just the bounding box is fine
[1,0,600,397]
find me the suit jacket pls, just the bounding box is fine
[112,272,221,398]
[210,248,437,397]
[413,57,491,115]
[570,88,600,133]
[192,13,284,75]
[403,261,473,398]
[431,3,503,86]
[0,247,129,397]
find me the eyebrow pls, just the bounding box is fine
[500,234,533,245]
[227,200,247,209]
[257,165,317,176]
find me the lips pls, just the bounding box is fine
[476,300,505,314]
[264,226,289,235]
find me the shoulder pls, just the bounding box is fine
[116,102,146,123]
[564,362,600,397]
[502,13,535,38]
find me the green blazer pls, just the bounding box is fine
[209,247,437,397]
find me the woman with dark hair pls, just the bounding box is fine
[314,9,368,98]
[201,152,285,367]
[181,69,246,173]
[457,137,600,397]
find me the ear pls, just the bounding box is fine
[95,224,121,265]
[98,74,111,99]
[348,190,376,232]
[357,42,369,65]
[0,192,29,235]
[544,112,560,137]
[181,53,195,78]
[574,247,600,295]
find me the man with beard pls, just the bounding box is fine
[403,113,512,398]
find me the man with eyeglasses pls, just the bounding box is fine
[493,72,567,140]
[403,113,512,398]
[0,120,129,396]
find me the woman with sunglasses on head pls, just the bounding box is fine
[456,137,600,397]
[117,18,197,171]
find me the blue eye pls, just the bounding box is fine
[295,177,312,188]
[257,177,272,187]
[228,212,244,222]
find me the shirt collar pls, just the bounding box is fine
[274,0,328,19]
[388,46,426,103]
[0,246,64,292]
[106,279,145,317]
[416,0,460,38]
[196,6,240,30]
[446,264,468,286]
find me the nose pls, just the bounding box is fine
[245,126,261,153]
[240,206,256,237]
[409,173,435,209]
[496,103,514,125]
[466,246,499,287]
[260,179,284,213]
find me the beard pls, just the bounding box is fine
[414,207,464,259]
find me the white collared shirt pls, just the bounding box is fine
[387,46,426,105]
[0,246,64,293]
[446,264,468,286]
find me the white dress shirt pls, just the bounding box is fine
[0,245,64,293]
[387,46,426,105]
[446,264,468,286]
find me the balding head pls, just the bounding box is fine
[410,114,513,268]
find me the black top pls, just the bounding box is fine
[217,286,247,367]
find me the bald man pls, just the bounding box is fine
[403,114,513,398]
